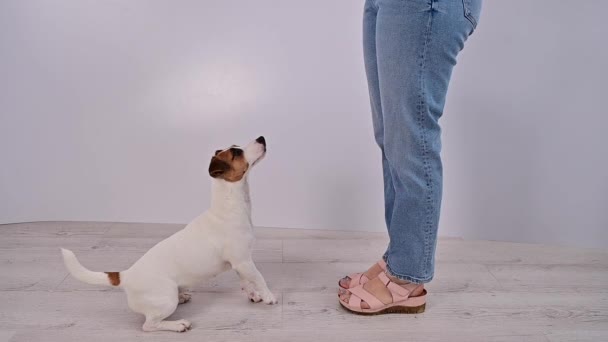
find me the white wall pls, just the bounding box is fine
[1,1,607,248]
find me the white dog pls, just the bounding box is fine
[61,136,277,332]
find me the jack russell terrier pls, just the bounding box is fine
[61,136,277,332]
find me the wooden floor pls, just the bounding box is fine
[0,222,607,342]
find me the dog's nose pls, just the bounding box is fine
[256,136,266,146]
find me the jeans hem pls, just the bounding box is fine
[383,255,433,284]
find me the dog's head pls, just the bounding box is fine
[208,136,267,182]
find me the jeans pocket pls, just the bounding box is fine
[462,0,482,35]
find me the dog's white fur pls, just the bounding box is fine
[61,137,276,333]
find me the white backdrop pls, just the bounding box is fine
[1,1,607,248]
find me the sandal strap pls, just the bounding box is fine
[378,272,414,302]
[349,272,368,286]
[347,260,386,287]
[347,289,363,308]
[348,285,385,310]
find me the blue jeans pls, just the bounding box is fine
[364,0,481,283]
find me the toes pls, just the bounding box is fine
[339,276,351,289]
[338,293,369,309]
[339,292,350,303]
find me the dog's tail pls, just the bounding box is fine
[60,248,122,287]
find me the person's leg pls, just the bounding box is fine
[340,0,481,307]
[338,0,395,290]
[364,0,397,234]
[377,0,481,284]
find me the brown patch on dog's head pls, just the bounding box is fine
[208,147,249,182]
[105,272,120,286]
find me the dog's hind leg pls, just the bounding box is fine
[140,297,192,332]
[143,317,192,332]
[178,287,191,304]
[127,282,192,332]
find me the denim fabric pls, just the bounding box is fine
[363,0,481,283]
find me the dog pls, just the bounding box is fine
[60,136,277,332]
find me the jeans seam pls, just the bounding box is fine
[416,4,435,281]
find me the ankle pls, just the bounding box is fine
[386,273,425,287]
[386,272,409,284]
[386,273,426,296]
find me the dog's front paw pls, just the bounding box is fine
[261,291,278,305]
[242,282,262,303]
[241,283,277,304]
[247,291,263,303]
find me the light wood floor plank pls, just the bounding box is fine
[486,264,608,293]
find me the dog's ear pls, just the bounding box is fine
[209,157,230,178]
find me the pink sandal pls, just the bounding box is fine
[339,272,427,315]
[339,259,387,289]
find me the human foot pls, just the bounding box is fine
[338,271,426,314]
